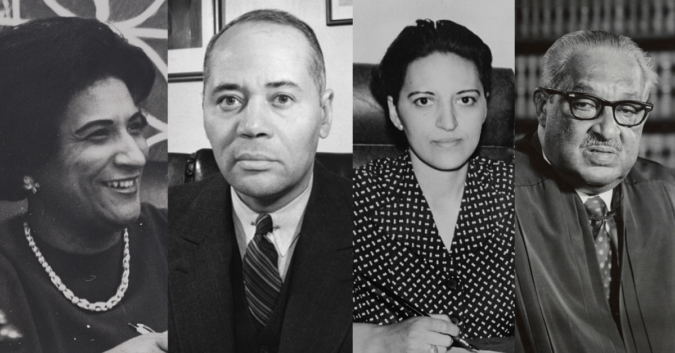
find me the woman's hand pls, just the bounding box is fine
[448,349,501,353]
[0,309,22,342]
[103,331,168,353]
[354,314,459,353]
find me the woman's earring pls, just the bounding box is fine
[23,176,39,194]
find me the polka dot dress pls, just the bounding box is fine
[353,152,514,338]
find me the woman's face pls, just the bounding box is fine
[388,52,487,171]
[35,77,148,228]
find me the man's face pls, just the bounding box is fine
[538,50,646,194]
[203,22,332,211]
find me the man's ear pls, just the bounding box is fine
[387,96,404,131]
[318,89,334,139]
[533,89,549,128]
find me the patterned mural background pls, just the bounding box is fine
[0,0,168,161]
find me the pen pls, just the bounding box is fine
[128,323,156,335]
[362,275,480,353]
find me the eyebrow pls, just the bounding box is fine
[266,80,302,91]
[570,83,594,93]
[457,89,481,96]
[208,81,302,97]
[73,111,144,135]
[407,91,435,98]
[210,83,243,96]
[407,89,481,98]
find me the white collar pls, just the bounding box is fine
[542,150,613,207]
[574,188,613,208]
[230,176,313,257]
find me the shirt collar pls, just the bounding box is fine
[230,175,313,257]
[541,150,613,206]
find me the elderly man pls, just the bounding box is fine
[515,30,675,352]
[168,9,352,353]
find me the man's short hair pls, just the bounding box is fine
[541,30,658,98]
[203,9,326,94]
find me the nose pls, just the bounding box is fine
[591,106,621,140]
[236,97,273,138]
[114,132,147,168]
[436,101,458,131]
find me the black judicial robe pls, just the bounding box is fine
[515,132,675,353]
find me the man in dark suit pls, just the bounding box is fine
[168,9,352,353]
[515,30,675,352]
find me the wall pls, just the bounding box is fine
[354,0,515,71]
[168,0,353,153]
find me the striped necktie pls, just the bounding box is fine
[242,213,282,328]
[584,196,613,300]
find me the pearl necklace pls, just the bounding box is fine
[23,221,130,312]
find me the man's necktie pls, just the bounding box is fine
[584,196,613,300]
[242,213,282,328]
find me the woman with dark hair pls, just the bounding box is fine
[353,20,513,353]
[0,17,167,352]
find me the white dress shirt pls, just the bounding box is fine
[231,177,313,281]
[574,188,613,211]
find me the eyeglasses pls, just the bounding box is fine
[539,87,653,127]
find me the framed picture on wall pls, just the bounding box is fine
[168,0,222,82]
[326,0,352,26]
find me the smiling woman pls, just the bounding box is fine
[36,78,149,230]
[0,17,167,353]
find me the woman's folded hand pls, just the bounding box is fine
[448,348,501,353]
[104,331,168,353]
[355,314,459,353]
[0,309,23,344]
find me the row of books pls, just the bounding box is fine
[517,0,675,40]
[515,52,675,120]
[639,133,675,168]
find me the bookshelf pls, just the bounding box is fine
[515,0,675,168]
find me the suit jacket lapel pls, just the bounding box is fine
[170,175,237,352]
[279,164,353,353]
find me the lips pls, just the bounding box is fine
[235,152,275,161]
[233,151,278,171]
[432,138,462,147]
[583,146,620,166]
[103,177,139,194]
[585,145,619,153]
